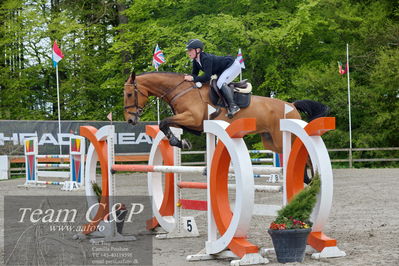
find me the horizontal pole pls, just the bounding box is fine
[251,158,273,163]
[329,147,399,152]
[178,181,207,189]
[37,171,70,178]
[252,166,282,175]
[181,151,206,155]
[248,150,274,154]
[37,163,69,168]
[112,164,205,174]
[228,184,282,192]
[179,199,207,211]
[331,158,399,163]
[253,174,272,178]
[26,180,65,185]
[112,164,282,175]
[177,181,282,192]
[112,164,155,172]
[37,155,69,159]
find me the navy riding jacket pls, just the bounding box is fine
[191,52,234,83]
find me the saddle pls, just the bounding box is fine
[209,76,252,109]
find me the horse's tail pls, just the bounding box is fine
[293,100,330,121]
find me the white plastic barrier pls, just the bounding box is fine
[0,155,9,180]
[22,136,85,191]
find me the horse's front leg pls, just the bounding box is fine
[159,117,192,150]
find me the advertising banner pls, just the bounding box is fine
[0,120,156,155]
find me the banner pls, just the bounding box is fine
[0,120,157,155]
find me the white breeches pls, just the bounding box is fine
[217,59,242,89]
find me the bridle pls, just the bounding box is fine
[124,80,148,118]
[124,78,194,119]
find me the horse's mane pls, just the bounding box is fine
[137,71,185,77]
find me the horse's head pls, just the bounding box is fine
[123,72,149,125]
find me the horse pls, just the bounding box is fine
[123,71,329,154]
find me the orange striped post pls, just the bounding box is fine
[285,117,338,253]
[281,117,346,259]
[145,125,175,230]
[209,118,259,258]
[80,126,110,235]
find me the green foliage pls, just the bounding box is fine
[0,0,398,162]
[274,174,321,225]
[92,182,102,202]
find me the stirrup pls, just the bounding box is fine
[226,105,240,118]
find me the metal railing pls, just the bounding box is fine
[329,147,399,165]
[182,148,399,167]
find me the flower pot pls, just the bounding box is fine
[268,228,311,263]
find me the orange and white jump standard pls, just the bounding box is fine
[279,117,346,259]
[74,125,137,243]
[187,118,268,265]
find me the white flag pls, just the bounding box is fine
[107,112,112,121]
[284,104,294,115]
[237,48,245,69]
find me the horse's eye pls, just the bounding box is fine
[127,93,132,97]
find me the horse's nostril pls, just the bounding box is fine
[128,119,133,124]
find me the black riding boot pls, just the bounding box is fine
[220,83,240,118]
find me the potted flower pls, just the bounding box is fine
[268,174,321,263]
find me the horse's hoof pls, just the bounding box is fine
[202,168,207,176]
[169,137,180,147]
[181,139,192,150]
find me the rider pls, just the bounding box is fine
[183,39,241,117]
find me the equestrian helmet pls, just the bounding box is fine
[186,39,204,50]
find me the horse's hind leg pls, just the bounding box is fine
[263,129,313,184]
[261,130,283,154]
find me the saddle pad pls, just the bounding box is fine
[209,87,251,108]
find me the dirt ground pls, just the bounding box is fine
[1,168,398,266]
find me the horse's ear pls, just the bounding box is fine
[129,71,136,84]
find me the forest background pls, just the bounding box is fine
[1,0,398,166]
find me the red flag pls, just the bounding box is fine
[152,44,165,70]
[52,41,64,67]
[338,61,348,75]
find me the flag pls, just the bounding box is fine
[152,44,165,70]
[284,104,294,115]
[237,48,245,69]
[338,61,348,75]
[107,112,112,121]
[52,41,64,67]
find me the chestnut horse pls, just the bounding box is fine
[123,71,329,153]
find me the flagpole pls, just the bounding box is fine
[156,67,160,124]
[56,64,62,155]
[346,43,352,168]
[157,98,160,125]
